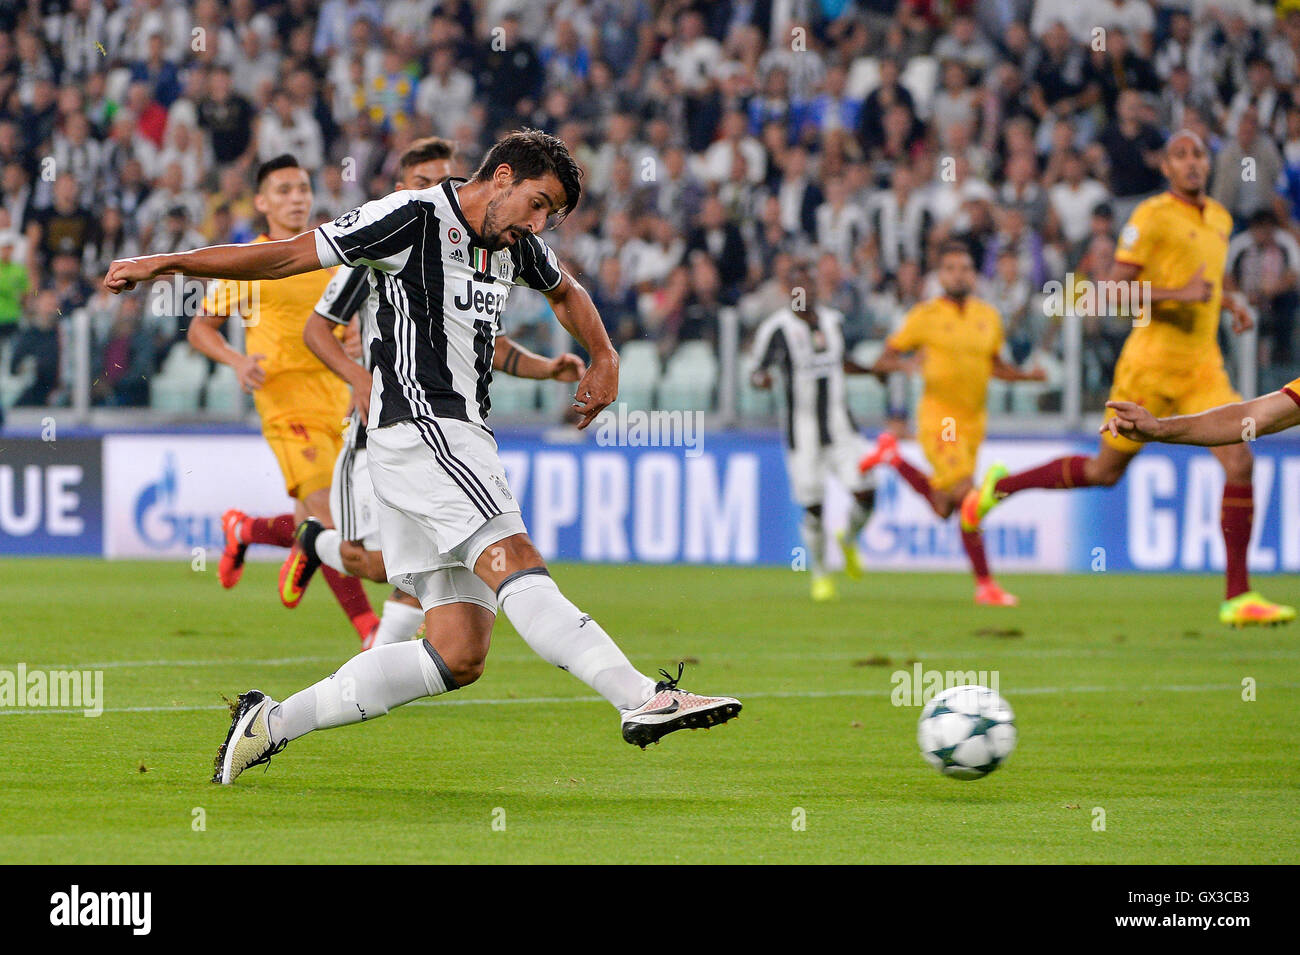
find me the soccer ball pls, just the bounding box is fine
[917,685,1017,780]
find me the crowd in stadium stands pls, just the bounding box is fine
[1,0,1299,414]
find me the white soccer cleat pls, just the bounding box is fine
[620,664,742,749]
[212,689,287,784]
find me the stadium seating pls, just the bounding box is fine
[149,343,208,413]
[202,362,243,415]
[489,372,539,415]
[657,341,717,412]
[617,340,661,411]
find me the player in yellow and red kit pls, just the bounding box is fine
[963,131,1294,626]
[186,154,378,643]
[860,240,1045,606]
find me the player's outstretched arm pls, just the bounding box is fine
[493,332,585,381]
[871,344,921,377]
[304,311,372,422]
[1104,392,1300,446]
[543,267,617,429]
[992,354,1047,382]
[103,232,323,293]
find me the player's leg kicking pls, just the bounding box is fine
[861,423,1015,606]
[213,418,742,784]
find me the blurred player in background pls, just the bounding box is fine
[750,258,877,602]
[860,241,1045,606]
[186,154,378,644]
[286,137,586,651]
[963,131,1295,627]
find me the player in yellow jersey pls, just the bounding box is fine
[963,130,1294,626]
[1103,381,1300,626]
[860,241,1046,606]
[186,154,378,643]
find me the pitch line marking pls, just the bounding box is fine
[2,681,1296,716]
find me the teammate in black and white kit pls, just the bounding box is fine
[289,137,587,652]
[103,130,742,784]
[750,259,878,602]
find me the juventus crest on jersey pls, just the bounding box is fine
[313,178,562,432]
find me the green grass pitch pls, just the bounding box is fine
[1,558,1296,864]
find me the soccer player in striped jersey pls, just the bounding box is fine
[104,130,741,783]
[289,137,586,652]
[186,154,378,644]
[962,130,1294,627]
[750,258,878,602]
[860,241,1045,606]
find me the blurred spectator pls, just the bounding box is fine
[1098,90,1165,224]
[92,296,152,407]
[1048,150,1110,251]
[0,229,24,342]
[198,66,256,170]
[686,195,748,300]
[1212,107,1284,224]
[10,288,60,406]
[1226,210,1300,365]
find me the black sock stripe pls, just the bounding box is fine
[494,565,551,599]
[420,638,460,691]
[411,420,496,520]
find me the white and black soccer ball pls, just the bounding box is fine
[917,685,1017,780]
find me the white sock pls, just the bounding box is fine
[801,511,826,576]
[268,639,455,743]
[372,599,425,647]
[846,499,871,539]
[497,571,655,711]
[314,528,345,574]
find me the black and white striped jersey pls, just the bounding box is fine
[313,177,563,432]
[751,305,859,450]
[313,264,376,449]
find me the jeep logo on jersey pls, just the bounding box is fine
[334,208,361,228]
[453,278,506,316]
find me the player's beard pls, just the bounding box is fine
[480,195,523,251]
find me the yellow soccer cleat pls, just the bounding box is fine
[811,575,837,602]
[960,462,1008,532]
[1219,591,1297,628]
[837,530,864,579]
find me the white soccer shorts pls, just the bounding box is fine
[786,433,875,508]
[366,417,524,611]
[330,440,383,551]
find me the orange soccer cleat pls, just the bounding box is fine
[858,431,900,473]
[278,518,324,609]
[218,509,250,589]
[974,578,1019,607]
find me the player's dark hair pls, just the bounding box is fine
[937,240,973,262]
[255,154,301,191]
[471,128,582,223]
[399,137,455,174]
